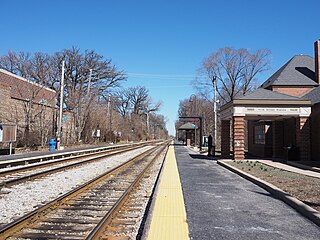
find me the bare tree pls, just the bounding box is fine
[113,90,131,118]
[52,47,126,142]
[196,47,271,104]
[0,51,32,78]
[127,86,149,114]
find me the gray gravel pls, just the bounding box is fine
[0,146,153,225]
[174,143,320,240]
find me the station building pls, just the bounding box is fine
[0,69,56,147]
[220,40,320,161]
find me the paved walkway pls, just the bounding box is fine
[231,159,320,178]
[257,160,320,178]
[174,143,320,240]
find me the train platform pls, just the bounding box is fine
[0,145,107,161]
[146,142,320,240]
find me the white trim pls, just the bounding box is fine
[0,69,56,93]
[233,106,311,117]
[220,105,311,119]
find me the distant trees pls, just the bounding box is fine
[195,47,271,104]
[176,96,214,140]
[113,86,165,141]
[0,48,168,147]
[177,47,271,148]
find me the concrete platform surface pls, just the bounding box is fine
[174,143,320,240]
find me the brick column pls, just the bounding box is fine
[296,117,310,161]
[221,120,231,158]
[272,120,283,159]
[233,116,245,160]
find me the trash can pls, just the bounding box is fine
[283,145,298,162]
[283,146,291,162]
[49,138,56,152]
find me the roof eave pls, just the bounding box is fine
[220,99,312,112]
[233,99,312,106]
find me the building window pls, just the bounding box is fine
[254,125,265,145]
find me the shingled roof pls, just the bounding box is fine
[261,55,318,88]
[303,86,320,104]
[236,88,301,100]
[178,122,197,130]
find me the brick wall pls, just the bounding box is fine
[233,116,245,160]
[221,120,231,158]
[311,104,320,160]
[0,84,12,123]
[272,86,313,97]
[0,70,57,147]
[0,70,56,107]
[296,117,310,161]
[272,120,284,159]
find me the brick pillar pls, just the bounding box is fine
[233,116,245,160]
[221,120,231,158]
[296,117,310,161]
[272,120,283,159]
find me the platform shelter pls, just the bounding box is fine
[178,122,197,146]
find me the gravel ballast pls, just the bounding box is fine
[0,146,153,225]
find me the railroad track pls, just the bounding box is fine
[0,143,149,188]
[0,141,169,239]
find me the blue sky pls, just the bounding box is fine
[1,0,319,135]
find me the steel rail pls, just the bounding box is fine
[0,140,161,169]
[0,143,146,176]
[85,141,169,239]
[0,143,147,187]
[0,141,167,239]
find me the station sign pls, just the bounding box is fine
[0,124,17,143]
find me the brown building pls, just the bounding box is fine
[220,40,320,161]
[0,69,56,147]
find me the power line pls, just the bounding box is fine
[147,84,193,89]
[127,72,203,80]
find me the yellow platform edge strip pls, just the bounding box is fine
[147,143,190,240]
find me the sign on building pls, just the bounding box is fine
[0,124,17,155]
[0,124,17,143]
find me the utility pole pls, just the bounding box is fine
[107,95,112,143]
[146,112,150,134]
[57,60,65,150]
[87,69,92,96]
[212,76,217,147]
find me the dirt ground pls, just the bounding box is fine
[228,160,320,212]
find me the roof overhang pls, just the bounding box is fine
[178,122,198,130]
[220,99,312,120]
